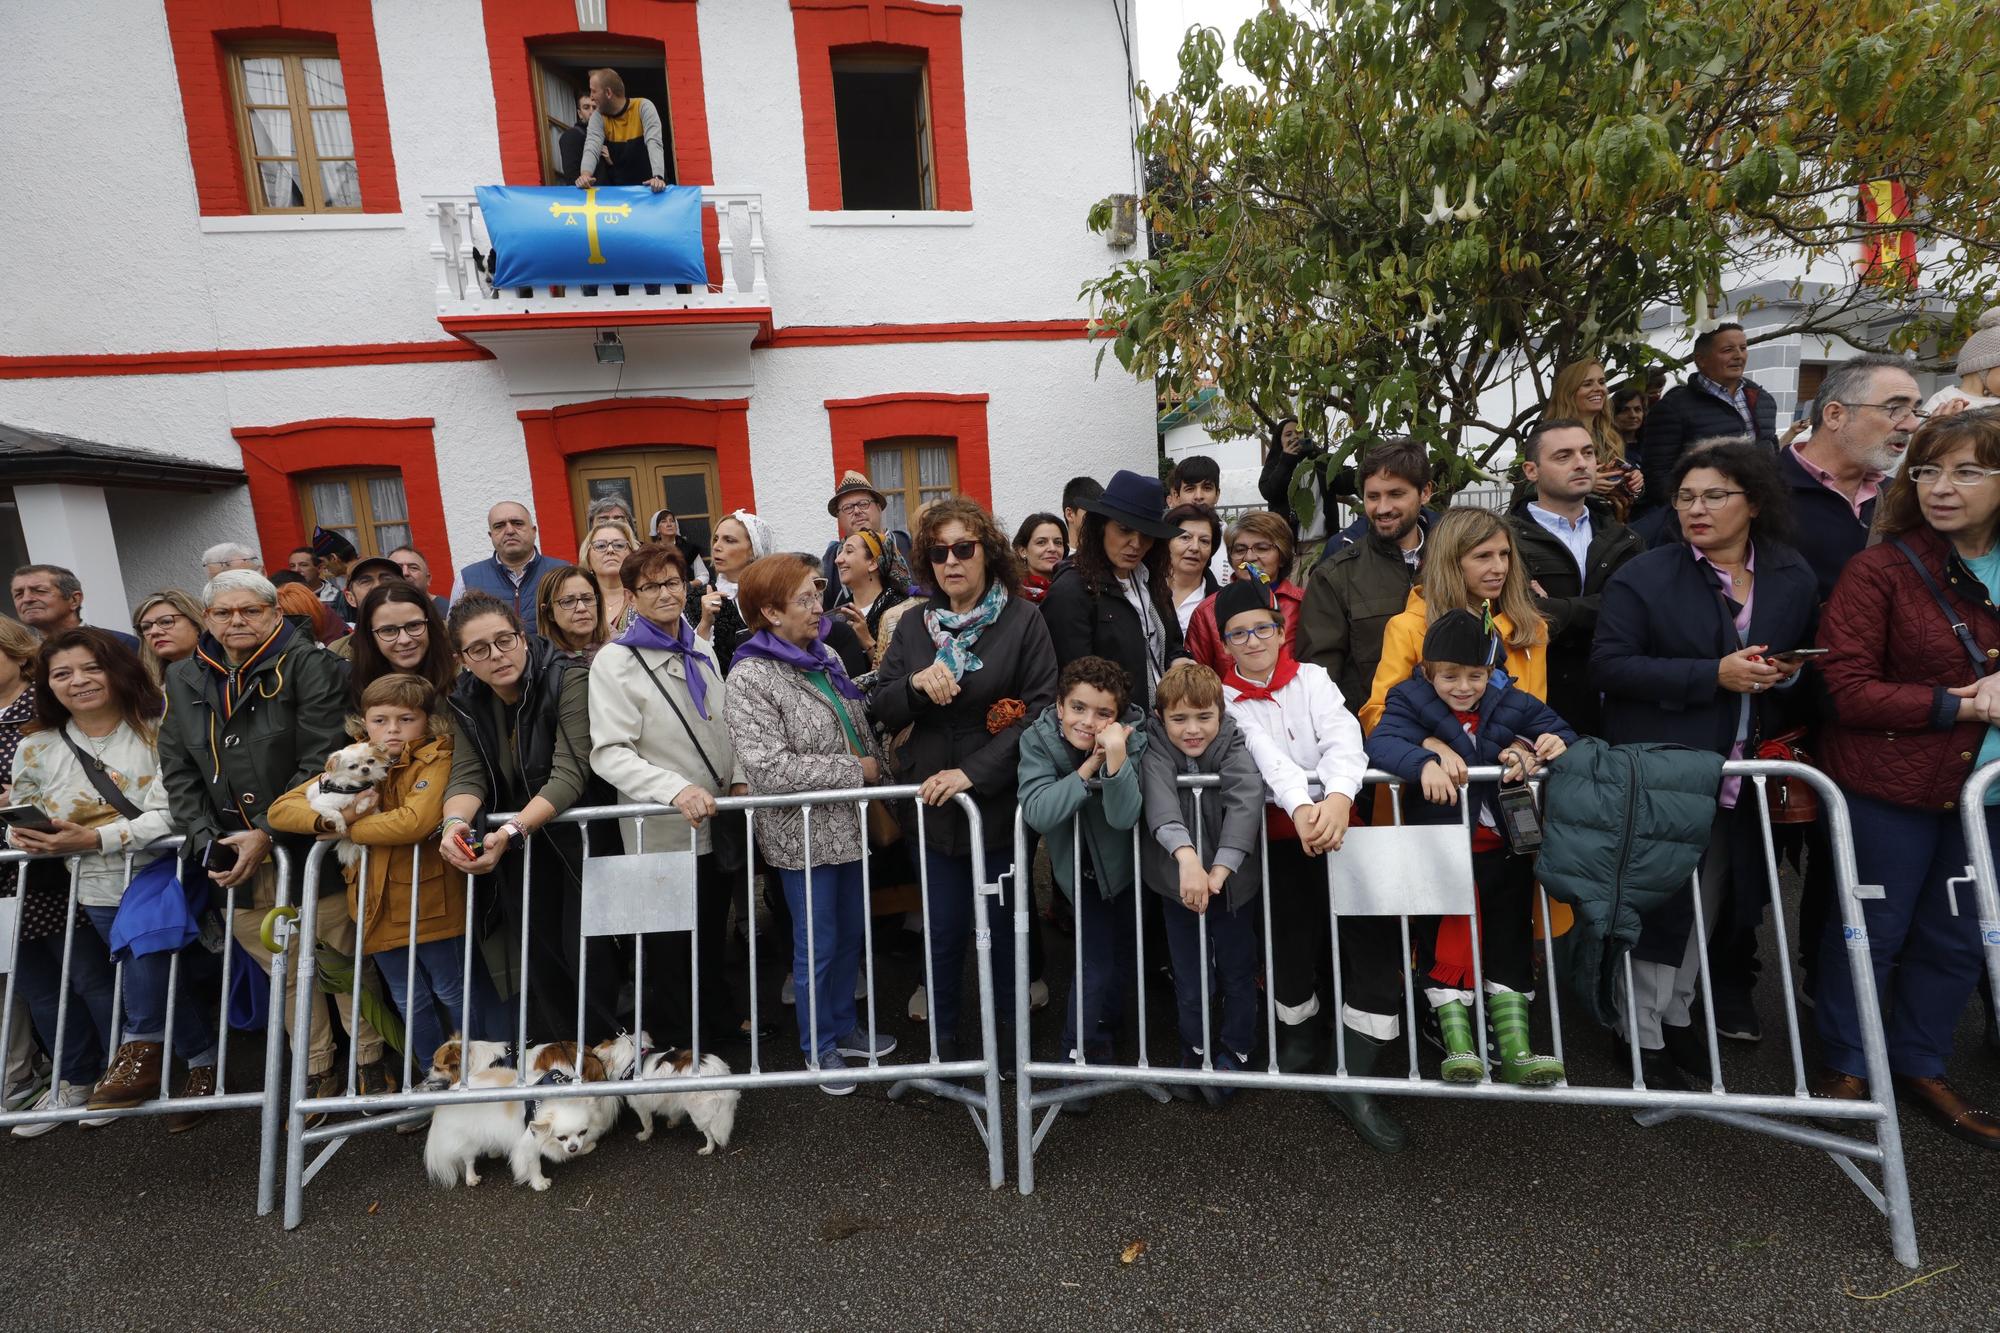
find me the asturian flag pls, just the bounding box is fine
[475,184,707,289]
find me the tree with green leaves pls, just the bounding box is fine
[1088,0,2000,513]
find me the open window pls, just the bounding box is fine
[529,45,676,186]
[830,53,934,210]
[298,470,410,558]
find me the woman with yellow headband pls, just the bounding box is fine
[832,527,914,667]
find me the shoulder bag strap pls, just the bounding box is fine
[626,646,726,788]
[1892,538,1991,677]
[56,728,147,821]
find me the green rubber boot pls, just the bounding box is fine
[1490,990,1564,1086]
[1434,1000,1484,1083]
[1276,1018,1321,1074]
[1324,1026,1408,1154]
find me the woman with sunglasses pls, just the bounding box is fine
[870,499,1058,1065]
[349,582,457,708]
[438,592,618,1046]
[1812,411,2000,1148]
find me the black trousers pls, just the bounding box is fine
[635,850,739,1048]
[1265,837,1401,1024]
[1413,847,1536,994]
[486,838,623,1047]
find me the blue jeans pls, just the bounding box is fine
[10,922,115,1085]
[1160,891,1260,1064]
[373,937,503,1071]
[81,905,216,1067]
[778,861,865,1060]
[921,844,1017,1048]
[1060,879,1137,1062]
[1817,792,1997,1079]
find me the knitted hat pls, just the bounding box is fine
[310,526,358,563]
[1955,306,2000,378]
[1213,579,1276,632]
[1421,608,1499,668]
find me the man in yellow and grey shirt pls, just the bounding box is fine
[576,67,668,191]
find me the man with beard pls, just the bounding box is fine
[1505,418,1643,736]
[1784,353,1920,599]
[1297,437,1435,715]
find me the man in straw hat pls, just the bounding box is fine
[820,470,915,610]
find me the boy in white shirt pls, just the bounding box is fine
[1215,581,1406,1153]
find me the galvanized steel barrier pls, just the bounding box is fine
[280,784,1006,1229]
[1013,760,1919,1267]
[1955,760,2000,1030]
[0,839,295,1215]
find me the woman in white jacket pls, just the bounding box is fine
[588,542,748,1049]
[7,629,215,1134]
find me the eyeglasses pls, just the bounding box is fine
[838,499,878,518]
[1908,464,2000,488]
[207,606,271,623]
[1671,488,1747,510]
[787,590,824,611]
[553,593,599,611]
[137,613,186,635]
[1230,542,1281,558]
[1221,621,1282,646]
[1841,400,1929,423]
[372,620,429,642]
[589,540,631,554]
[927,540,979,565]
[635,579,685,597]
[460,630,524,662]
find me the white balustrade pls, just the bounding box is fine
[422,190,769,313]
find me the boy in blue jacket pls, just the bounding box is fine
[1365,609,1573,1085]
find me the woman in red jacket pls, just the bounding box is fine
[1814,408,2000,1149]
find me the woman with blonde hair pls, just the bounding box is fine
[1182,509,1307,671]
[579,518,640,635]
[1550,359,1645,517]
[1359,506,1548,732]
[131,589,204,683]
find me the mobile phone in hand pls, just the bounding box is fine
[1771,647,1830,665]
[0,804,56,832]
[202,839,239,873]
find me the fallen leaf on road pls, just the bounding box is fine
[366,1201,380,1215]
[1843,1264,1958,1301]
[1120,1240,1148,1265]
[1060,1282,1081,1289]
[1731,1233,1777,1251]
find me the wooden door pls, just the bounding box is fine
[568,448,722,556]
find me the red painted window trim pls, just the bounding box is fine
[232,417,452,592]
[478,0,722,280]
[163,0,401,216]
[789,0,972,212]
[516,396,754,558]
[823,391,990,511]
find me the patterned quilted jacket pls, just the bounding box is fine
[1818,525,2000,810]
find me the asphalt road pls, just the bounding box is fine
[4,876,1998,1332]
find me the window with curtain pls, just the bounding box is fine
[299,471,409,558]
[230,48,359,213]
[865,439,957,533]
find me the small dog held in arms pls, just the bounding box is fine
[593,1032,739,1155]
[305,741,392,868]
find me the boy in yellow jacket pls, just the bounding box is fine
[272,673,494,1065]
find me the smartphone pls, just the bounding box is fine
[1496,784,1544,854]
[454,827,484,860]
[202,839,239,873]
[0,804,56,832]
[1771,647,1830,664]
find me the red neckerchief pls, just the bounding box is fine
[1221,650,1300,702]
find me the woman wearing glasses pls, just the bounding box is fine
[130,590,204,684]
[579,520,639,636]
[1813,411,2000,1148]
[1183,510,1307,674]
[871,499,1059,1065]
[535,565,609,664]
[1591,440,1816,1090]
[349,583,457,706]
[438,592,620,1046]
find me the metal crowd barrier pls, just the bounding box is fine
[280,784,1006,1229]
[0,839,295,1215]
[1955,760,2000,1033]
[1012,760,1919,1268]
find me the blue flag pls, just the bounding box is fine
[475,184,707,289]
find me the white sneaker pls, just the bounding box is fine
[908,986,928,1022]
[780,972,796,1006]
[1029,979,1049,1011]
[11,1080,88,1138]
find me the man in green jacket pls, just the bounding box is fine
[158,570,389,1104]
[1296,438,1434,715]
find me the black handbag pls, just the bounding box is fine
[627,647,748,875]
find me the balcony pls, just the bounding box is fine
[423,190,771,399]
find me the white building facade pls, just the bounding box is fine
[0,0,1154,613]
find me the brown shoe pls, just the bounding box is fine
[302,1068,340,1130]
[1895,1074,2000,1150]
[88,1041,163,1110]
[355,1059,399,1100]
[1810,1068,1869,1102]
[165,1066,215,1134]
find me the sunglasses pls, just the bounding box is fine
[927,540,979,565]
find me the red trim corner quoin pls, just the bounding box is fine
[823,392,990,510]
[789,0,972,211]
[232,417,452,592]
[518,396,754,558]
[163,0,401,215]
